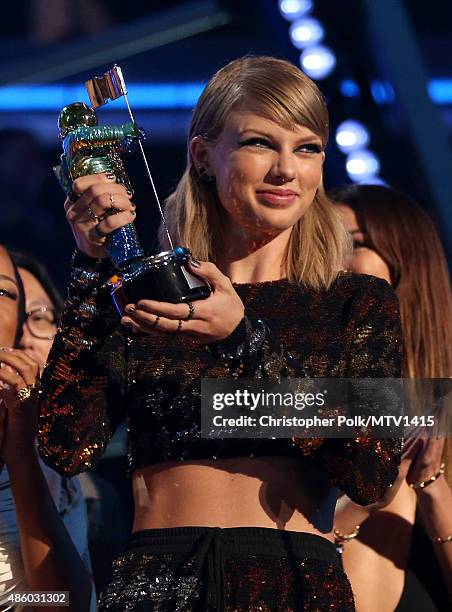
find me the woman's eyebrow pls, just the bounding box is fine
[0,274,18,285]
[239,129,322,144]
[239,129,273,138]
[27,299,53,308]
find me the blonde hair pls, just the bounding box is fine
[161,56,350,290]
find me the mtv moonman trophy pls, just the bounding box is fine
[54,65,211,316]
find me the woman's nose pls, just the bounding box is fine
[18,325,33,350]
[270,150,296,183]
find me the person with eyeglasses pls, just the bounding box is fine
[13,254,62,367]
[0,251,95,611]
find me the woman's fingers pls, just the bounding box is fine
[67,184,134,221]
[129,300,200,321]
[64,173,117,208]
[122,313,199,335]
[187,260,227,291]
[89,209,136,240]
[0,349,39,388]
[0,368,27,393]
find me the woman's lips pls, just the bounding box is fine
[255,190,297,206]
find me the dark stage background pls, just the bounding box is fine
[0,0,451,288]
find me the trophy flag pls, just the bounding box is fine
[85,65,127,108]
[85,64,174,249]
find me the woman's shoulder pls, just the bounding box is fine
[327,272,400,326]
[332,271,396,301]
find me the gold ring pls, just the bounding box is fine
[151,315,160,329]
[17,383,36,403]
[175,319,183,333]
[88,206,100,222]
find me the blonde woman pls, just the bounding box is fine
[39,57,402,611]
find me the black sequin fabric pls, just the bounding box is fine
[38,251,402,505]
[97,527,355,611]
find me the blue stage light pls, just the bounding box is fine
[278,0,313,22]
[428,79,452,104]
[340,79,361,98]
[289,17,324,49]
[0,83,205,111]
[346,150,381,182]
[335,120,370,153]
[370,80,396,105]
[300,45,336,79]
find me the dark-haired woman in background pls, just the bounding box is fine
[0,246,93,611]
[331,184,452,612]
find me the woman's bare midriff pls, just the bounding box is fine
[132,456,337,542]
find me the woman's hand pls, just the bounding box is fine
[121,260,245,343]
[406,435,446,489]
[64,173,136,259]
[0,348,40,465]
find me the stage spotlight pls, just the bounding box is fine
[346,150,381,182]
[300,45,336,79]
[340,79,360,98]
[289,17,324,49]
[278,0,313,22]
[370,80,395,105]
[335,120,370,153]
[359,176,387,186]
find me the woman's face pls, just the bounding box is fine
[18,268,57,370]
[336,204,391,284]
[0,247,19,347]
[192,111,325,238]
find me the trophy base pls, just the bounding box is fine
[110,247,211,316]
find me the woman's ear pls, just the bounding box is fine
[190,136,214,179]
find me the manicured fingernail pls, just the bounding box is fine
[190,258,201,268]
[0,347,13,352]
[106,173,116,181]
[130,210,136,216]
[126,189,133,196]
[125,305,135,313]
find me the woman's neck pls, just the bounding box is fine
[215,226,292,284]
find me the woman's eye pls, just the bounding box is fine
[239,137,272,149]
[297,143,322,154]
[0,288,17,300]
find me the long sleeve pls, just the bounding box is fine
[209,312,305,378]
[316,277,403,504]
[211,276,403,505]
[38,251,127,476]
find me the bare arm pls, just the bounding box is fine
[407,436,452,606]
[0,349,92,612]
[8,447,92,612]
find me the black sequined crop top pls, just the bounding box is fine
[38,251,402,505]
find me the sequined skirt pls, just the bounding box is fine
[98,526,355,612]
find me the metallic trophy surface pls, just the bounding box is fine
[54,66,211,316]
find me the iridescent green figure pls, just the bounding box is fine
[57,102,141,193]
[54,101,145,268]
